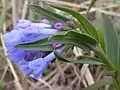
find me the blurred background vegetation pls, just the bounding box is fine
[0,0,120,90]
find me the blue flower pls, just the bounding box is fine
[28,49,61,79]
[3,30,22,52]
[3,19,62,78]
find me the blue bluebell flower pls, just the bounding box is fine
[28,49,61,78]
[3,19,62,78]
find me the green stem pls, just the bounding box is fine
[113,72,120,90]
[92,46,116,71]
[93,46,120,90]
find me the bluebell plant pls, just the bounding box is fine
[3,19,63,78]
[3,3,120,89]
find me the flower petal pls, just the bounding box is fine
[28,58,45,69]
[3,30,22,45]
[33,62,48,78]
[32,23,50,28]
[15,19,32,29]
[38,29,58,35]
[24,68,33,76]
[9,50,25,63]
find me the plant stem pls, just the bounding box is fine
[92,46,116,71]
[93,46,120,90]
[113,72,120,90]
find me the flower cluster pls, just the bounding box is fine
[3,19,62,79]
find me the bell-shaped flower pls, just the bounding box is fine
[3,19,63,78]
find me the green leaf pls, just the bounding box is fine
[54,50,103,65]
[50,5,99,41]
[50,31,116,70]
[66,31,97,45]
[83,76,113,90]
[94,14,106,52]
[28,5,69,22]
[16,44,53,51]
[118,34,120,70]
[87,0,97,13]
[97,29,105,51]
[0,82,2,90]
[102,14,119,68]
[15,37,54,51]
[49,31,98,50]
[16,37,51,46]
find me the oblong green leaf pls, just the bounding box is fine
[118,34,120,70]
[16,37,51,47]
[66,31,97,45]
[50,35,90,50]
[102,14,119,68]
[28,5,69,22]
[15,37,53,51]
[50,5,99,41]
[54,50,103,65]
[16,44,53,51]
[49,31,98,50]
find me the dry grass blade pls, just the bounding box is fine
[68,77,78,87]
[55,60,65,83]
[41,0,90,9]
[30,75,53,90]
[36,64,70,88]
[84,66,94,85]
[42,0,119,17]
[73,47,95,88]
[11,0,17,26]
[45,64,70,85]
[21,0,28,19]
[0,0,7,31]
[0,65,8,83]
